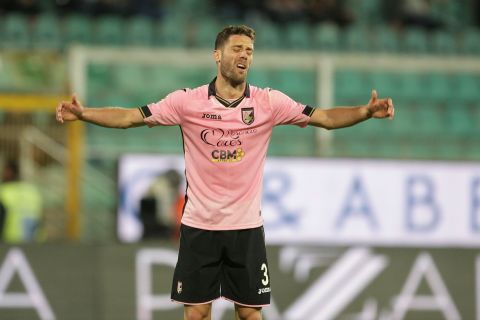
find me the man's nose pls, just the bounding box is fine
[239,50,248,59]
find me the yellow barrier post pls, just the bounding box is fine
[0,94,83,240]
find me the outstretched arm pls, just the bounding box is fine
[308,90,394,129]
[56,95,145,129]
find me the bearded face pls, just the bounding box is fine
[216,35,254,87]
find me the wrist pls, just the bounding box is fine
[77,107,86,121]
[363,105,372,119]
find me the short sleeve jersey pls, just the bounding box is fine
[141,79,314,230]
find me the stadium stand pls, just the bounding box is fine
[156,15,188,47]
[1,0,479,241]
[312,23,339,51]
[192,20,222,48]
[252,20,282,49]
[284,22,312,50]
[2,13,31,49]
[124,16,155,47]
[461,28,480,54]
[401,27,429,53]
[372,27,399,53]
[31,13,62,51]
[94,15,124,46]
[430,29,457,54]
[341,25,371,52]
[64,14,93,46]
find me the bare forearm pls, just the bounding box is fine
[80,107,143,129]
[308,90,394,129]
[310,105,371,129]
[325,105,371,129]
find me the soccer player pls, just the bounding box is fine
[56,25,394,320]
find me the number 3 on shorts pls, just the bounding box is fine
[261,263,269,286]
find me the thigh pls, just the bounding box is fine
[221,226,271,307]
[171,224,222,304]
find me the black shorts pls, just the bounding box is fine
[171,224,271,307]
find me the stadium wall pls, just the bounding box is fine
[0,244,476,320]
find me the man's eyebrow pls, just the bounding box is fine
[232,44,254,49]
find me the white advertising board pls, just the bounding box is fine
[118,155,480,247]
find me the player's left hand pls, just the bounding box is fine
[367,90,394,120]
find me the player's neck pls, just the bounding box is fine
[215,76,246,100]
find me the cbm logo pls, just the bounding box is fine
[211,148,245,163]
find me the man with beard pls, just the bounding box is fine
[56,25,394,320]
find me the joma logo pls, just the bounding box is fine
[202,113,222,120]
[258,287,271,295]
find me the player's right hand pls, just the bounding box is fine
[56,95,84,123]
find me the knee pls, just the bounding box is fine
[236,306,262,320]
[184,304,211,320]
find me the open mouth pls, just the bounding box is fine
[237,63,247,70]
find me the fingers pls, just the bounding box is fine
[377,93,394,118]
[56,102,63,123]
[56,95,79,124]
[72,94,79,106]
[370,91,395,119]
[387,97,394,119]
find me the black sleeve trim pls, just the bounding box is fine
[138,105,152,118]
[302,105,315,117]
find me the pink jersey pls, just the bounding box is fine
[140,80,314,230]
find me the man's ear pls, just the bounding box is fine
[213,49,221,63]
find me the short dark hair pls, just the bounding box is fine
[214,25,255,49]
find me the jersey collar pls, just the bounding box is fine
[208,77,250,108]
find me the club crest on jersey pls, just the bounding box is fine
[241,107,254,125]
[177,281,182,294]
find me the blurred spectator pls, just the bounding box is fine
[54,0,91,15]
[0,159,43,243]
[139,169,184,240]
[88,0,129,17]
[213,0,262,22]
[0,0,41,14]
[306,0,354,27]
[263,0,305,24]
[384,0,444,30]
[0,0,463,30]
[213,0,353,27]
[126,0,166,19]
[475,0,480,27]
[40,0,166,19]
